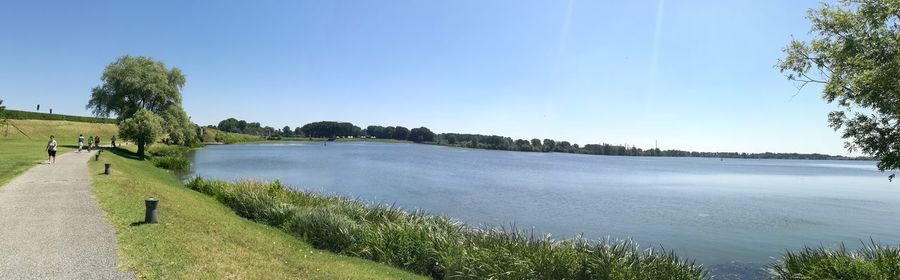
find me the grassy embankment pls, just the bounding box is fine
[4,109,118,124]
[88,145,423,279]
[0,119,118,185]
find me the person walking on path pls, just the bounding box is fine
[46,135,57,164]
[110,135,116,148]
[94,135,101,150]
[87,135,94,152]
[78,134,85,152]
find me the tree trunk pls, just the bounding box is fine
[137,140,145,158]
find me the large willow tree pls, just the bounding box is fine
[88,55,196,153]
[87,55,185,120]
[779,0,900,179]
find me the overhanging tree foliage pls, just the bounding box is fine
[779,0,900,179]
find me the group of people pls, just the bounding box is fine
[45,134,118,164]
[77,134,106,152]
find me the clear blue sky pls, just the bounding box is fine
[1,0,846,154]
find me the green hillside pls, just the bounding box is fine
[0,119,118,185]
[4,109,116,123]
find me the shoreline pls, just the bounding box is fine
[216,139,875,161]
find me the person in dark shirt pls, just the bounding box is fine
[46,135,58,164]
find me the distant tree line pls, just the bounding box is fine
[213,118,862,160]
[364,125,436,142]
[435,133,851,159]
[216,118,267,136]
[301,121,361,138]
[215,119,437,143]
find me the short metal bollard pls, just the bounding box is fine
[145,198,159,224]
[95,154,100,161]
[104,163,111,175]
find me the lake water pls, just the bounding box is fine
[186,142,900,279]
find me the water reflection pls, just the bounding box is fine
[186,142,899,279]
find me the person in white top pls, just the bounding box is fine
[46,135,58,164]
[78,134,84,152]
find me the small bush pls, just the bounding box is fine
[150,156,190,171]
[185,177,707,279]
[147,145,192,171]
[148,145,190,157]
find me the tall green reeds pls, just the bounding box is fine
[147,145,191,171]
[185,177,706,279]
[769,240,900,279]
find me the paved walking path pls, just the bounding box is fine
[0,151,133,279]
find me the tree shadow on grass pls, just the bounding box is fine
[106,147,144,161]
[58,144,102,153]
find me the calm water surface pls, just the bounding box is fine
[186,142,900,278]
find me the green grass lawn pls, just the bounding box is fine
[0,119,118,185]
[87,146,424,279]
